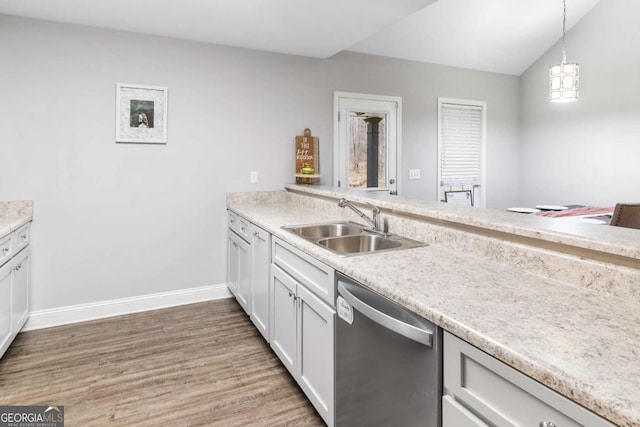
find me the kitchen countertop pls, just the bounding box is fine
[285,184,640,261]
[0,201,33,239]
[228,191,639,427]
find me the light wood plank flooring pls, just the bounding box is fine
[0,298,324,426]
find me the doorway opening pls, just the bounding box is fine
[334,92,401,195]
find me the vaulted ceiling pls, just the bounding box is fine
[0,0,600,76]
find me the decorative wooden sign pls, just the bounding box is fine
[295,128,320,184]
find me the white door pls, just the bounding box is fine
[334,92,401,195]
[297,283,336,426]
[250,225,271,342]
[236,236,251,315]
[270,264,298,376]
[0,263,13,356]
[11,249,30,332]
[227,232,240,298]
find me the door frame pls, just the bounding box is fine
[333,91,402,195]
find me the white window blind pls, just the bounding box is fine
[437,99,485,207]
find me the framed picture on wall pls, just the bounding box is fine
[115,83,168,143]
[444,190,473,206]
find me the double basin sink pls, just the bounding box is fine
[283,221,426,256]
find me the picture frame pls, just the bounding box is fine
[444,190,473,206]
[115,83,168,144]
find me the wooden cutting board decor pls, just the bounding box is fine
[295,128,320,184]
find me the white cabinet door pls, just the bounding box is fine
[0,262,13,358]
[235,236,251,315]
[227,232,239,298]
[270,264,297,376]
[11,248,30,332]
[227,231,251,314]
[297,283,335,426]
[250,225,271,342]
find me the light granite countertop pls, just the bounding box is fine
[228,195,639,427]
[0,201,33,239]
[286,184,640,261]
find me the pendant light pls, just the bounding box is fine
[549,0,579,102]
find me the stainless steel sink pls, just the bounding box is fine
[317,234,403,253]
[286,222,365,239]
[282,221,426,256]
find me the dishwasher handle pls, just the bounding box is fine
[338,281,433,347]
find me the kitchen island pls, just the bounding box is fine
[227,185,639,427]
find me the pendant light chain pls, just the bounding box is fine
[561,0,567,64]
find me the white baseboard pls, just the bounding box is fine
[23,283,233,331]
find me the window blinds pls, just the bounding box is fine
[439,103,482,188]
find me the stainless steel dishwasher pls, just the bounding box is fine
[335,273,442,427]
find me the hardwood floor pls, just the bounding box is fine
[0,299,325,426]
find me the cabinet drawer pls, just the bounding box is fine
[0,234,12,267]
[272,237,335,306]
[228,211,239,233]
[227,211,250,242]
[13,223,30,253]
[443,332,614,427]
[237,216,251,242]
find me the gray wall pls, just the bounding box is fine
[0,15,519,312]
[519,0,640,207]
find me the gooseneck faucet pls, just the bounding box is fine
[338,198,383,233]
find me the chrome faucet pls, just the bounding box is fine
[338,198,383,234]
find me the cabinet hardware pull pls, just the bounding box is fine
[253,231,265,241]
[15,264,22,271]
[21,234,27,240]
[2,248,8,255]
[540,422,557,427]
[288,292,294,298]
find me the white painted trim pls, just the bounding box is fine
[333,91,402,194]
[23,283,233,331]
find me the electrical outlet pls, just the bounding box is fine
[250,171,258,183]
[409,169,421,180]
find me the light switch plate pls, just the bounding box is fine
[409,169,421,180]
[250,171,258,183]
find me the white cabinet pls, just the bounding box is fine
[443,332,614,427]
[296,281,335,425]
[0,233,13,266]
[250,224,271,342]
[11,248,30,332]
[0,261,12,355]
[0,222,31,359]
[270,237,336,427]
[227,230,251,315]
[271,264,298,373]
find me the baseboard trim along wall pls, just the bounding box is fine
[23,283,233,331]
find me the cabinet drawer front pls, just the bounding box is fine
[272,237,335,306]
[13,223,30,253]
[0,234,12,267]
[227,211,239,234]
[238,217,251,241]
[443,332,614,427]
